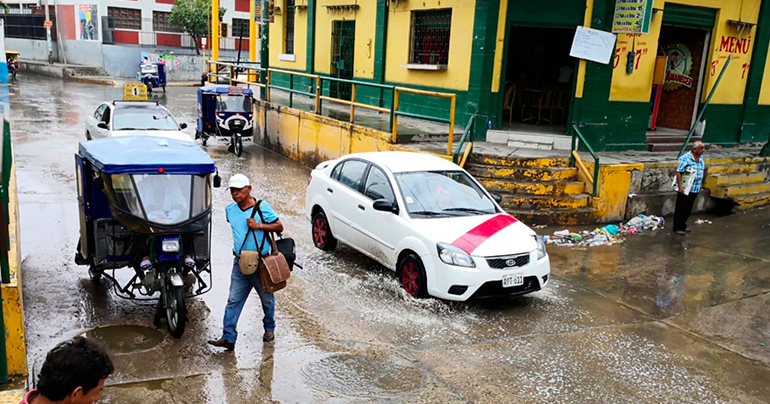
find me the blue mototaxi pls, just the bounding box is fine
[137,61,167,94]
[195,85,254,157]
[74,136,221,338]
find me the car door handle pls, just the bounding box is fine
[358,204,365,211]
[327,188,334,194]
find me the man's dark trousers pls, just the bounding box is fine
[673,191,698,232]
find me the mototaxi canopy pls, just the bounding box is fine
[198,84,254,96]
[79,136,216,175]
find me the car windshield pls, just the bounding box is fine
[217,95,252,112]
[395,171,498,218]
[106,174,211,225]
[113,107,179,131]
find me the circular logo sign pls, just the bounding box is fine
[663,43,694,92]
[505,259,517,267]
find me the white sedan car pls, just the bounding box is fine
[306,151,550,301]
[85,101,192,142]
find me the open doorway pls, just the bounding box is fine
[501,27,576,136]
[649,25,710,134]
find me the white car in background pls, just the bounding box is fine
[305,152,550,301]
[85,101,192,142]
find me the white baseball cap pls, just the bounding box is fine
[228,174,250,189]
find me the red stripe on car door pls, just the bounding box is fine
[451,215,518,254]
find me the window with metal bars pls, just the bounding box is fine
[108,7,142,30]
[153,11,182,33]
[410,9,452,65]
[284,0,295,54]
[232,18,250,38]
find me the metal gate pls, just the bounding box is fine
[330,20,355,100]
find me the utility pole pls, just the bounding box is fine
[44,0,53,63]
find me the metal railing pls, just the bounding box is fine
[570,124,600,197]
[452,115,475,166]
[205,60,458,157]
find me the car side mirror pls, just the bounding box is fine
[179,123,188,129]
[491,193,503,204]
[97,122,108,129]
[373,199,398,214]
[213,174,222,188]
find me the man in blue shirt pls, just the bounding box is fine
[208,174,284,350]
[673,141,706,235]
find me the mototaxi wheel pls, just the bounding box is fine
[233,135,243,157]
[88,265,102,283]
[162,86,166,92]
[398,254,428,298]
[311,210,337,251]
[164,282,187,338]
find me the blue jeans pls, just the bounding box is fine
[222,257,275,344]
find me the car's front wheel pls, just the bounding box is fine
[398,253,428,298]
[312,210,337,251]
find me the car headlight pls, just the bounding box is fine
[535,236,547,260]
[162,239,180,253]
[437,243,475,268]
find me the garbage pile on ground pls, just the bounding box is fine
[542,214,665,247]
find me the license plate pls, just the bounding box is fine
[502,273,524,288]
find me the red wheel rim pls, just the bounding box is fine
[313,217,326,246]
[401,261,420,296]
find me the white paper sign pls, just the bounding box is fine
[569,26,617,65]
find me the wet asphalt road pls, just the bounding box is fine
[10,76,770,403]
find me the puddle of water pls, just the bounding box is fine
[302,353,423,396]
[82,325,164,354]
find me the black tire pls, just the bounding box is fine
[86,131,92,141]
[311,210,337,251]
[234,136,243,157]
[88,266,102,283]
[164,283,186,338]
[202,138,207,146]
[147,85,153,94]
[162,86,166,92]
[398,253,428,298]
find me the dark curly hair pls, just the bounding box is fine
[37,336,114,401]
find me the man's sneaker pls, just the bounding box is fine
[207,338,234,351]
[263,331,275,342]
[674,230,687,236]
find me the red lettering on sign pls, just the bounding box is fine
[720,36,731,52]
[719,35,753,55]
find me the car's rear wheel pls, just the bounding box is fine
[398,254,427,298]
[312,210,337,251]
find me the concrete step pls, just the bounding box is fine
[704,171,767,187]
[500,193,590,210]
[469,154,571,168]
[647,143,699,152]
[507,208,596,226]
[707,163,760,175]
[732,191,770,210]
[645,134,703,145]
[64,66,109,77]
[467,164,578,182]
[478,178,585,196]
[708,181,770,198]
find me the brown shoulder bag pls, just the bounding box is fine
[238,202,261,276]
[255,203,291,293]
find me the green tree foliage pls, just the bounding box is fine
[169,0,226,54]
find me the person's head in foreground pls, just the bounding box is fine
[28,336,114,404]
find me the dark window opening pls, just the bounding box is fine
[108,7,141,30]
[285,0,295,54]
[410,9,451,65]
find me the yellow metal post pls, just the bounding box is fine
[266,70,271,102]
[448,95,456,157]
[350,84,357,123]
[229,65,234,85]
[211,0,220,63]
[314,77,321,113]
[391,89,400,143]
[249,0,258,82]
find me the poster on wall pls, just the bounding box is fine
[77,4,99,41]
[570,26,617,65]
[612,0,653,34]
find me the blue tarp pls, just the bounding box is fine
[198,84,254,96]
[79,136,216,174]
